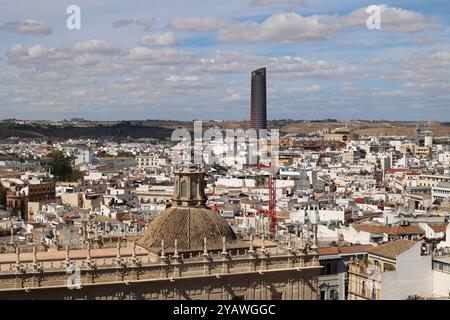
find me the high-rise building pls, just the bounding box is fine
[250,67,267,130]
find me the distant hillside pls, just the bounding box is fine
[0,120,448,139]
[0,123,174,139]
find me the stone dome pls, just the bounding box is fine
[137,206,246,254]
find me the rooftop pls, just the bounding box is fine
[367,239,417,260]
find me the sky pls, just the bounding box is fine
[0,0,449,121]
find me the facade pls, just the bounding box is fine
[6,182,55,219]
[136,154,166,170]
[0,242,321,300]
[6,190,27,218]
[135,185,174,204]
[348,240,432,300]
[28,182,56,202]
[432,256,450,298]
[318,245,372,300]
[250,68,267,131]
[432,182,450,204]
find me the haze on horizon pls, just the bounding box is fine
[0,0,449,122]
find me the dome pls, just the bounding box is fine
[137,206,246,254]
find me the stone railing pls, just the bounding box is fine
[0,246,320,291]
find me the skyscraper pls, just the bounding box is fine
[250,67,267,130]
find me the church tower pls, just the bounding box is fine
[172,164,207,207]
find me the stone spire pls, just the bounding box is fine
[203,237,208,257]
[160,240,166,259]
[249,233,254,254]
[32,245,38,264]
[15,246,20,265]
[65,245,71,266]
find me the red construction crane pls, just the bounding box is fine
[256,162,277,235]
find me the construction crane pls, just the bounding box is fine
[256,162,277,236]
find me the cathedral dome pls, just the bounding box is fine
[137,164,248,254]
[137,206,242,253]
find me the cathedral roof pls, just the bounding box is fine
[137,206,247,254]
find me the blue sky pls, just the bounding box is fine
[0,0,449,121]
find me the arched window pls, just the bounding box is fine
[191,179,198,198]
[361,281,366,296]
[181,180,187,198]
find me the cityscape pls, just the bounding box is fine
[0,0,449,306]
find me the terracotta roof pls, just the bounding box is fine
[367,240,417,260]
[353,224,425,235]
[353,224,390,234]
[429,223,448,233]
[388,225,425,235]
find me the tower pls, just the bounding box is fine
[172,164,207,207]
[250,67,267,131]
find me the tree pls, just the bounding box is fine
[0,227,11,237]
[0,183,6,206]
[46,150,83,182]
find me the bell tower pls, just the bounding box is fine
[172,164,207,207]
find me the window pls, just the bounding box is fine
[320,291,326,300]
[361,281,366,296]
[181,181,187,198]
[330,290,338,300]
[191,179,198,198]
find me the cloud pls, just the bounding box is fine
[0,19,51,35]
[111,18,155,30]
[112,19,135,28]
[124,47,196,65]
[413,35,436,45]
[136,18,156,30]
[217,6,442,43]
[223,92,246,102]
[251,0,306,6]
[344,5,442,33]
[168,17,232,32]
[341,84,359,93]
[6,44,73,66]
[141,32,176,46]
[218,12,340,43]
[166,75,200,82]
[288,85,321,94]
[72,40,117,54]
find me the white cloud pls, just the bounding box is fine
[344,5,442,33]
[0,19,51,35]
[6,44,72,65]
[223,92,244,102]
[168,17,232,32]
[288,85,321,94]
[218,12,340,43]
[166,75,199,82]
[72,40,117,54]
[217,6,442,43]
[141,32,176,46]
[124,47,196,65]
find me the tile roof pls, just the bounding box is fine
[353,224,390,234]
[367,240,417,260]
[388,225,425,235]
[429,223,448,233]
[353,224,425,235]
